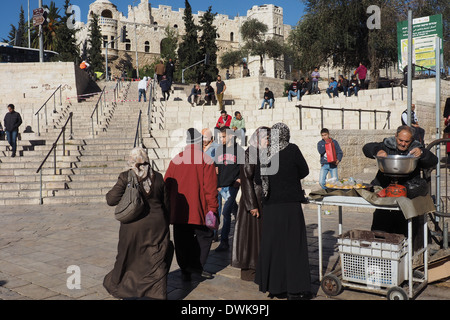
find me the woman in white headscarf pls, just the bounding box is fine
[104,147,173,300]
[255,123,312,300]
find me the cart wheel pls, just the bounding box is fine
[321,274,342,296]
[387,287,408,300]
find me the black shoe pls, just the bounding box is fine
[200,271,214,279]
[288,292,313,300]
[181,270,191,282]
[11,153,16,158]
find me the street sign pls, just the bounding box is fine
[397,14,444,72]
[33,8,44,16]
[33,16,45,27]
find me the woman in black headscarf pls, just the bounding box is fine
[255,123,312,300]
[232,126,270,281]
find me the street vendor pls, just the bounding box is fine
[362,125,438,236]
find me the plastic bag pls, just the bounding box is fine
[404,177,428,199]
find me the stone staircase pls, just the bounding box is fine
[0,77,447,205]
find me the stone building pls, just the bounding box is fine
[75,0,293,79]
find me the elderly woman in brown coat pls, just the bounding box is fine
[231,127,270,281]
[104,147,173,300]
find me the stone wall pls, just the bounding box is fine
[0,62,82,132]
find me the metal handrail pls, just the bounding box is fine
[90,86,107,138]
[295,104,391,131]
[36,112,74,205]
[147,77,156,136]
[134,110,144,148]
[35,85,63,136]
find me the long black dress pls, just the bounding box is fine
[255,143,311,296]
[231,146,263,280]
[104,170,173,300]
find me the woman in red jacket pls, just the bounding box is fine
[164,128,219,281]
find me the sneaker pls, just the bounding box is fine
[215,242,229,252]
[200,271,214,279]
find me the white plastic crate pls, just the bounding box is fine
[337,230,408,287]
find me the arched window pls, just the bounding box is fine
[145,41,150,53]
[101,10,113,18]
[230,32,234,42]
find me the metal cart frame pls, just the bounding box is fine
[310,195,429,300]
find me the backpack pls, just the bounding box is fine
[114,170,145,223]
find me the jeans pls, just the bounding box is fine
[218,186,239,244]
[6,130,18,154]
[348,87,359,96]
[138,89,146,102]
[235,128,246,146]
[312,81,319,94]
[326,87,338,98]
[260,98,274,109]
[319,163,338,189]
[288,90,300,101]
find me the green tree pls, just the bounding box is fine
[3,6,27,46]
[197,6,219,83]
[240,18,285,74]
[53,0,80,63]
[220,50,245,75]
[87,13,104,73]
[160,26,178,62]
[177,0,200,83]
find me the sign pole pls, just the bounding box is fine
[435,36,441,216]
[407,10,412,126]
[39,0,44,63]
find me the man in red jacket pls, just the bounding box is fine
[164,128,219,281]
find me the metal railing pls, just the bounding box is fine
[36,112,74,205]
[90,86,107,138]
[134,109,144,148]
[35,85,63,136]
[424,138,450,250]
[147,76,156,136]
[295,104,391,131]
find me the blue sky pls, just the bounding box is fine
[1,0,305,42]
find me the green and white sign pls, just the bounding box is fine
[397,14,443,72]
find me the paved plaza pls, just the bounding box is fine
[0,201,448,302]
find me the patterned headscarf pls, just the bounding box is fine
[261,123,291,198]
[128,147,153,193]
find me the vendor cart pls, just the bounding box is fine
[310,194,431,300]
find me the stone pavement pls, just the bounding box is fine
[0,201,448,301]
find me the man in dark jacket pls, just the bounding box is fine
[165,58,175,86]
[215,126,245,252]
[260,87,275,109]
[4,104,22,157]
[363,125,438,236]
[159,75,171,101]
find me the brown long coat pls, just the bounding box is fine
[103,170,173,300]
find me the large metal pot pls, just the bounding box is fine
[375,155,419,177]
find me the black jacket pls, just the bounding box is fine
[362,136,437,188]
[263,90,274,100]
[4,111,22,132]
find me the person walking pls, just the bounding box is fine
[255,123,312,300]
[355,62,367,90]
[317,128,343,189]
[214,126,245,252]
[4,104,22,157]
[138,77,148,102]
[311,67,320,94]
[160,75,171,101]
[232,127,270,281]
[164,128,219,281]
[104,147,173,300]
[216,75,227,111]
[155,60,165,83]
[165,58,175,86]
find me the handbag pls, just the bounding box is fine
[206,211,219,230]
[114,170,145,223]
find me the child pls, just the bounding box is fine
[317,128,343,189]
